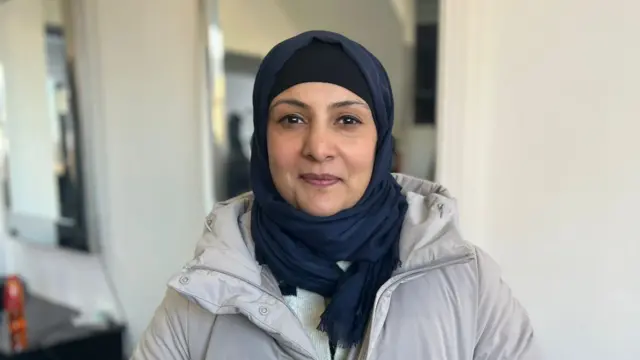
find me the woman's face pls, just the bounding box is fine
[267,82,377,217]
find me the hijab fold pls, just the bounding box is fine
[250,30,408,347]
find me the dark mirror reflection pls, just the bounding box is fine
[224,112,250,198]
[217,53,260,201]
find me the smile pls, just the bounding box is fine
[299,173,341,187]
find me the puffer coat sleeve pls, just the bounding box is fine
[473,248,542,359]
[131,288,191,360]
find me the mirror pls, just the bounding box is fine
[0,0,89,251]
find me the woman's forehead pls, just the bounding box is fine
[270,82,367,107]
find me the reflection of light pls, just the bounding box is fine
[240,115,253,159]
[209,24,225,64]
[0,62,6,124]
[212,76,226,147]
[0,62,6,162]
[205,12,227,149]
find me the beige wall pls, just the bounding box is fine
[439,1,640,359]
[44,0,64,26]
[219,0,297,58]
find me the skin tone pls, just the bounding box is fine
[267,82,377,217]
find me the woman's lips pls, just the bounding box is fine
[299,173,341,187]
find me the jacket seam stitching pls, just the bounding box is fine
[176,289,267,327]
[473,246,481,354]
[162,292,189,358]
[179,290,307,356]
[186,294,191,359]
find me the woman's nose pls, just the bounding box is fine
[302,125,335,162]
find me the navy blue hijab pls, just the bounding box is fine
[250,31,408,347]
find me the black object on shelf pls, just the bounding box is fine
[0,295,124,360]
[0,325,124,360]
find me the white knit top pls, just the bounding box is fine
[283,262,352,360]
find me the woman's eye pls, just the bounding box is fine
[338,116,362,126]
[279,115,304,124]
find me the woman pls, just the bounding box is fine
[133,31,539,360]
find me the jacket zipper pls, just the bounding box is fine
[181,265,317,359]
[357,253,476,360]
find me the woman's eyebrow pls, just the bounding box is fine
[269,99,309,111]
[269,99,369,111]
[329,100,369,109]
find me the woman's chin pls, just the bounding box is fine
[298,200,344,217]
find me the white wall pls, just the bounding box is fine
[438,1,640,359]
[83,0,205,345]
[4,0,207,352]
